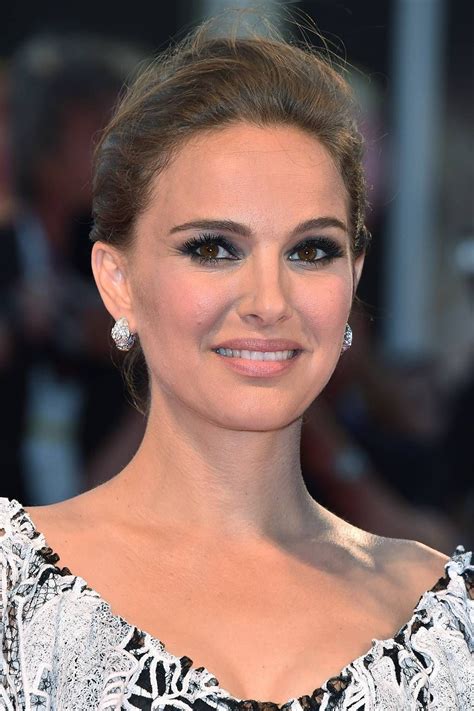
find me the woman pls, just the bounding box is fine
[1,18,472,710]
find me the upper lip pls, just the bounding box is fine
[213,338,303,352]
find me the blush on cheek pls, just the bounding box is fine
[189,293,226,332]
[299,277,351,334]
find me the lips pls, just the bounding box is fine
[213,338,303,352]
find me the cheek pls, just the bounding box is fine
[134,256,353,386]
[136,269,231,403]
[139,270,352,344]
[295,273,353,334]
[135,267,223,350]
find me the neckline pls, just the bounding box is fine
[8,498,469,709]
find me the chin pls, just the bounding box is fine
[208,407,304,432]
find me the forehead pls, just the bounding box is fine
[146,123,348,230]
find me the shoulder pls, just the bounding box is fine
[320,509,451,587]
[0,495,105,620]
[335,516,464,607]
[0,497,120,707]
[20,486,126,589]
[332,514,450,589]
[22,488,108,556]
[379,537,450,591]
[369,534,473,633]
[403,538,473,603]
[364,532,473,670]
[352,539,473,707]
[400,545,473,705]
[0,495,83,589]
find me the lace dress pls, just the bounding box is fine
[0,497,472,710]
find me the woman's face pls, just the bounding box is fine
[104,123,364,430]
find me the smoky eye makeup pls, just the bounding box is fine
[175,232,346,267]
[287,236,346,265]
[179,233,240,262]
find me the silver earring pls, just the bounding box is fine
[341,323,352,353]
[111,317,136,351]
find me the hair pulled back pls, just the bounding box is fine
[91,16,370,253]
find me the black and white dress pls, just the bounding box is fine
[0,498,472,710]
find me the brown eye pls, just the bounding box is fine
[198,243,220,259]
[298,245,318,261]
[287,237,343,266]
[289,243,327,263]
[181,233,239,265]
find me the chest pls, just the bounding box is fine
[65,536,402,702]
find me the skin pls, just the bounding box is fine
[26,123,447,703]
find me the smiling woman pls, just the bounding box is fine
[1,11,472,711]
[89,18,370,417]
[94,121,359,426]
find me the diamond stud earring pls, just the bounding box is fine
[341,323,353,353]
[111,317,136,351]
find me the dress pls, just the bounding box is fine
[0,497,472,710]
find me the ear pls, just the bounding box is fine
[352,251,366,295]
[91,242,136,330]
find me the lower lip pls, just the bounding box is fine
[213,350,302,376]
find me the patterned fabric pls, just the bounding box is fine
[0,497,472,710]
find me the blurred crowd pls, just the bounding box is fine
[0,35,144,505]
[1,33,472,553]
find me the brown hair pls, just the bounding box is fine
[90,12,370,414]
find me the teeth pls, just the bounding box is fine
[215,348,297,361]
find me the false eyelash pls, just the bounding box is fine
[180,233,239,264]
[179,232,344,266]
[291,237,345,262]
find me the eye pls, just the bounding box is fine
[177,233,345,267]
[288,237,345,266]
[179,233,239,265]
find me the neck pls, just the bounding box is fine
[115,389,322,543]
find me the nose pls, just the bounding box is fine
[236,248,293,326]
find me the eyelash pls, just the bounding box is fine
[179,233,345,267]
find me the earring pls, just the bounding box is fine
[111,317,136,351]
[341,323,352,353]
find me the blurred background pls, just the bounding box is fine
[1,0,472,552]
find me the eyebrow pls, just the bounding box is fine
[169,216,348,238]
